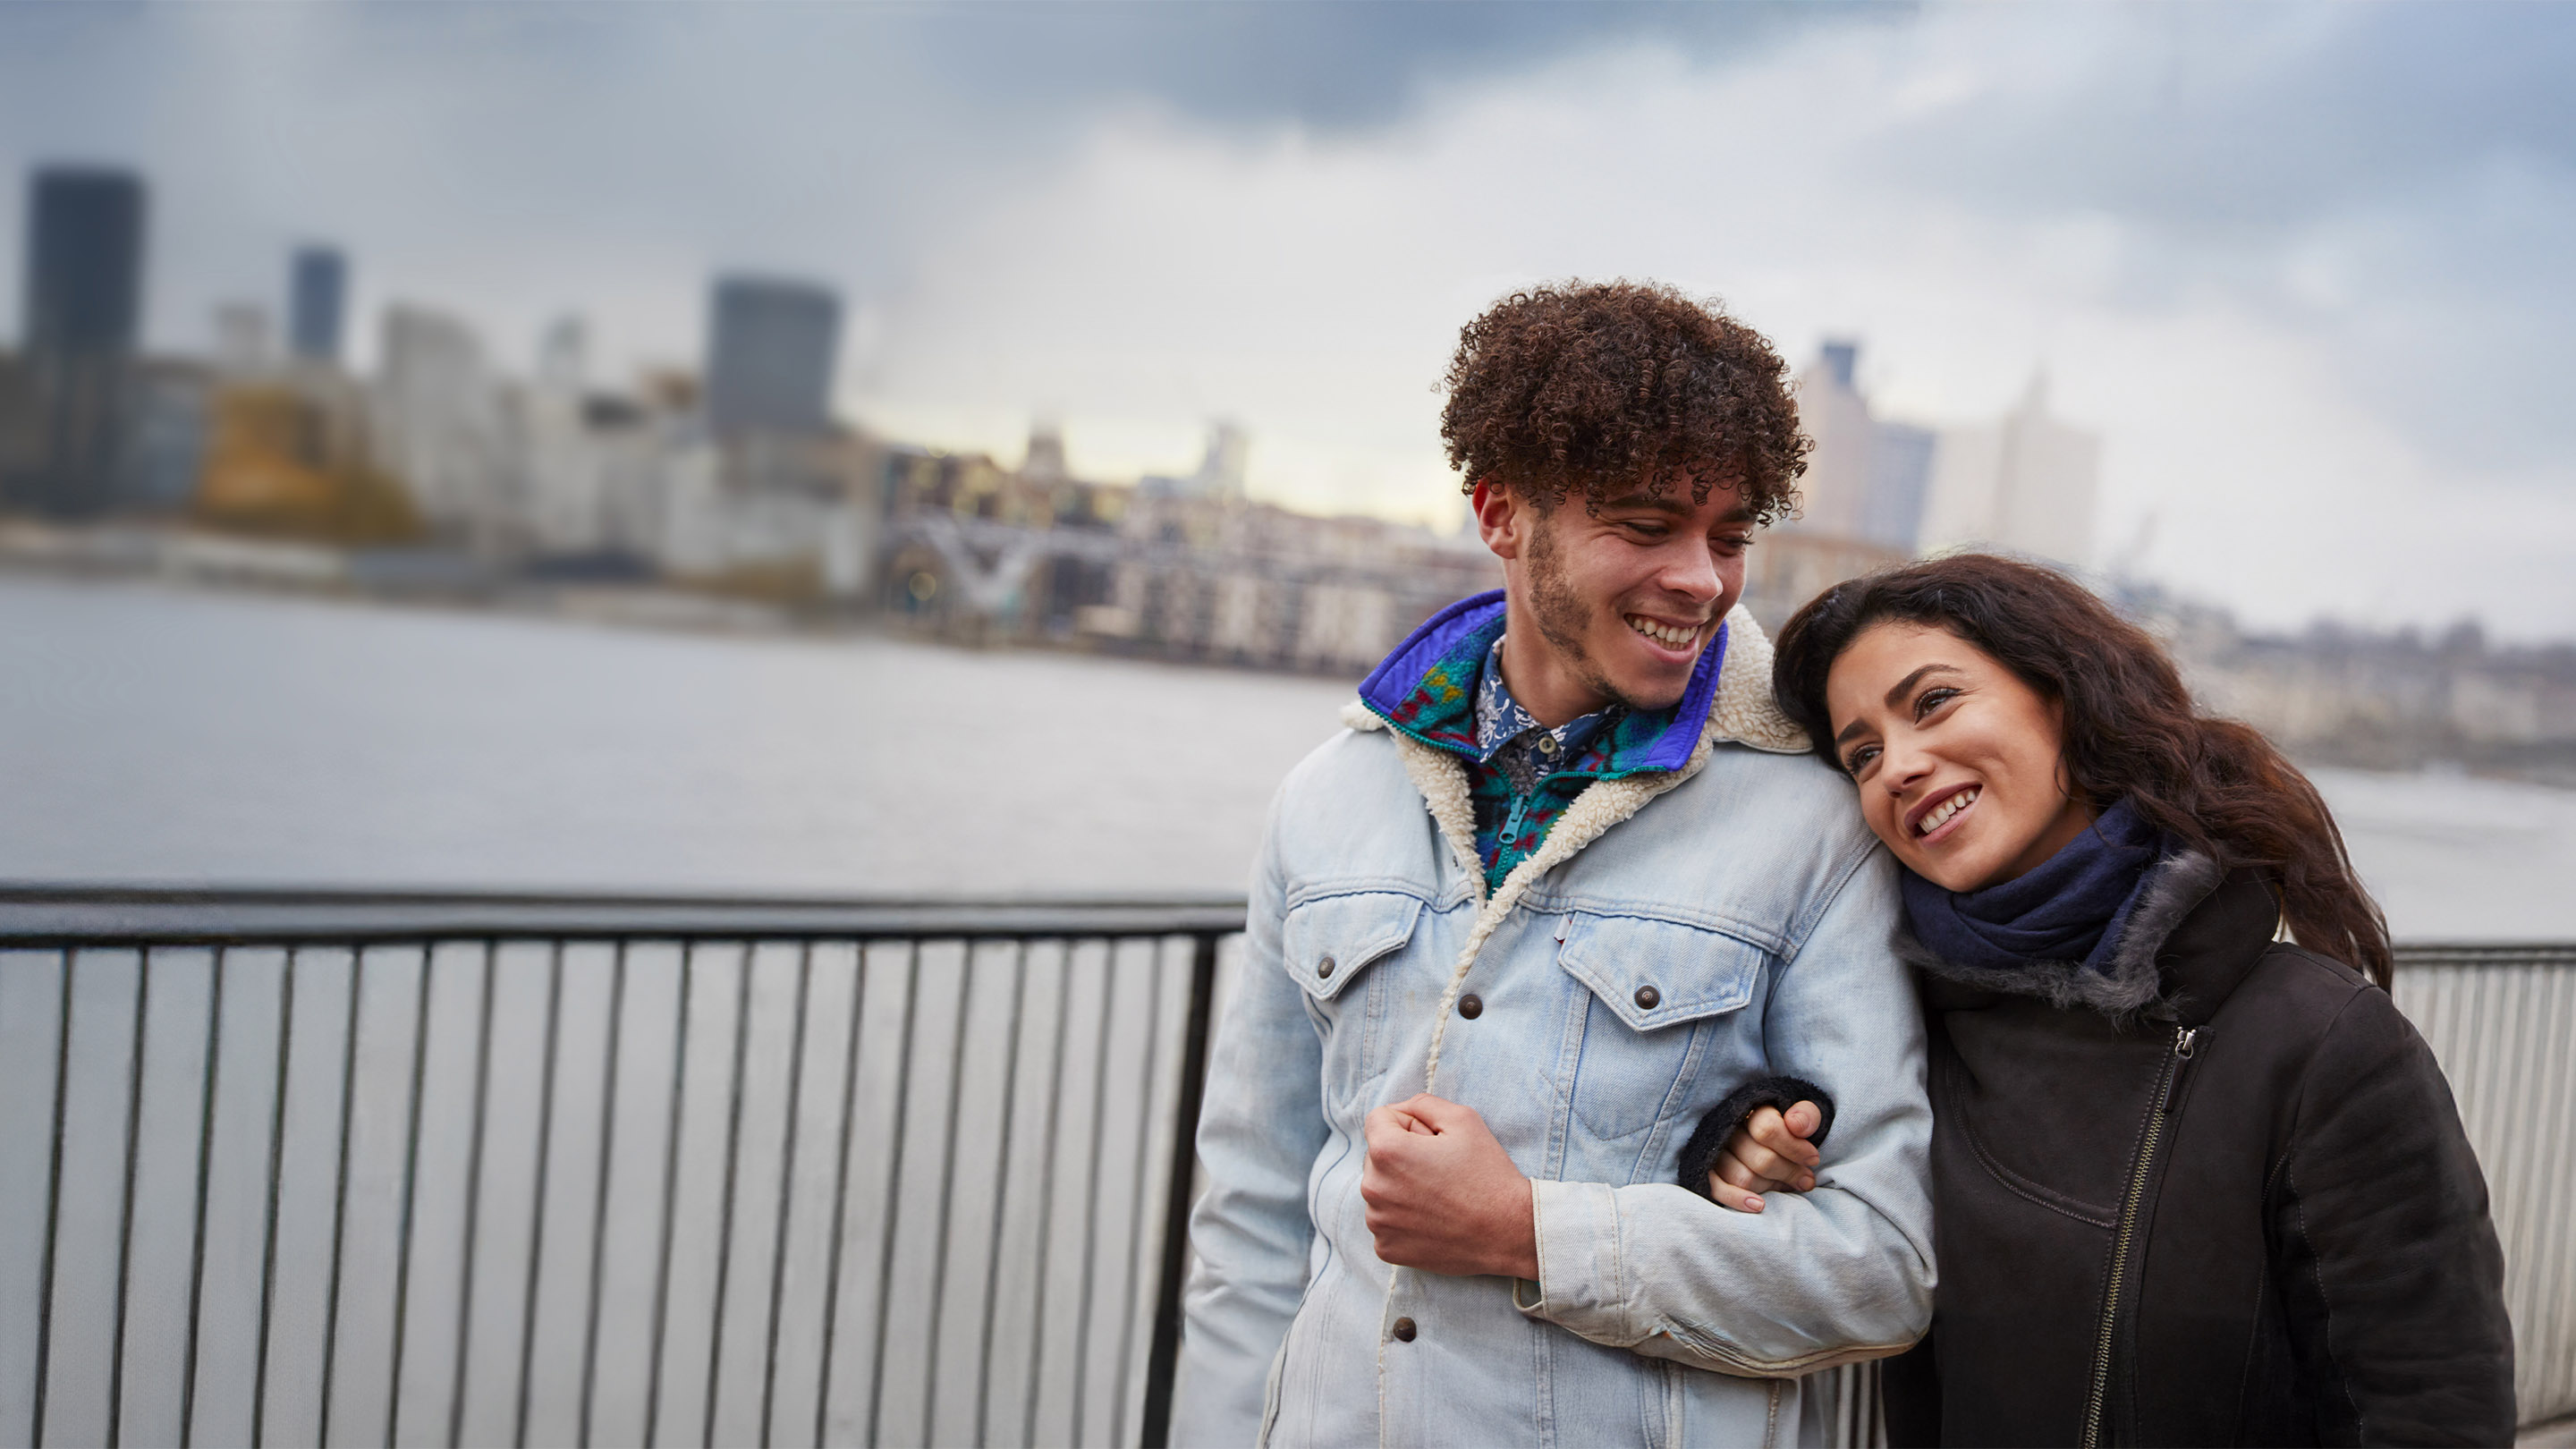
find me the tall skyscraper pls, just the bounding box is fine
[289,246,347,365]
[1919,374,2103,568]
[704,276,841,436]
[16,165,146,515]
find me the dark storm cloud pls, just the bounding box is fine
[1887,4,2576,233]
[1870,4,2576,472]
[892,1,1892,132]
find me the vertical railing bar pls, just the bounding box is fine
[251,947,300,1449]
[180,945,229,1449]
[1140,931,1222,1449]
[1069,937,1122,1446]
[2520,964,2576,1411]
[1021,939,1079,1449]
[1107,943,1169,1449]
[756,944,817,1449]
[701,945,758,1449]
[919,940,980,1443]
[30,949,73,1449]
[577,942,630,1449]
[971,942,1032,1448]
[107,949,153,1449]
[318,947,369,1446]
[812,942,872,1449]
[863,944,924,1449]
[642,941,697,1449]
[513,942,567,1449]
[448,943,499,1449]
[386,945,436,1449]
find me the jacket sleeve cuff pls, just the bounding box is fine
[1519,1177,1630,1343]
[1676,1075,1838,1199]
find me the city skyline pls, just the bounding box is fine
[2,2,2572,637]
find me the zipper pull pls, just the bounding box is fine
[2157,1027,2201,1114]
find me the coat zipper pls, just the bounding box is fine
[2078,1025,2199,1449]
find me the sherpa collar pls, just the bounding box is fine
[1340,596,1807,1096]
[1903,848,2274,1020]
[1356,588,1739,775]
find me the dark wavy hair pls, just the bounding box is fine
[1773,553,2393,988]
[1439,280,1807,526]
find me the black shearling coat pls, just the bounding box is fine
[1877,853,2515,1447]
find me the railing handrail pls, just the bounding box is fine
[0,884,1251,947]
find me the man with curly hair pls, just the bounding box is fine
[1174,283,1933,1445]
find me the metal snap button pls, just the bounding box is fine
[1391,1317,1417,1343]
[1633,984,1661,1010]
[1318,954,1335,979]
[1458,994,1482,1020]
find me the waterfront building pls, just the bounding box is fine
[1785,341,1934,555]
[13,166,147,516]
[1920,373,2102,568]
[212,302,278,376]
[704,276,841,437]
[289,247,348,365]
[1788,340,1874,540]
[373,304,506,546]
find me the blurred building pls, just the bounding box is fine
[289,247,348,365]
[212,301,277,374]
[2126,585,2576,784]
[119,359,214,511]
[1785,340,1933,555]
[704,276,841,437]
[1920,373,2101,568]
[12,166,147,516]
[373,304,506,545]
[882,419,1498,671]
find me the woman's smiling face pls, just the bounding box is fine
[1824,620,2096,892]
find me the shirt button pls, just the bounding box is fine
[1537,735,1557,754]
[1458,994,1482,1020]
[1634,984,1661,1010]
[1318,955,1336,979]
[1391,1317,1418,1343]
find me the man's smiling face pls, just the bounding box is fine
[1474,473,1755,724]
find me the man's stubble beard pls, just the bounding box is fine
[1523,511,1648,714]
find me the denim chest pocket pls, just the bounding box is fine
[1556,913,1767,1140]
[1282,892,1425,1091]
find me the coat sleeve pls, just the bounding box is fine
[1168,788,1330,1446]
[2271,975,2517,1446]
[1515,845,1937,1377]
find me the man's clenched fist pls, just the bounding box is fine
[1360,1094,1540,1279]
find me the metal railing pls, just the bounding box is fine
[0,888,1238,1449]
[2392,945,2576,1428]
[1,892,2569,1445]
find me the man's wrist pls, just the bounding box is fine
[1492,1175,1540,1279]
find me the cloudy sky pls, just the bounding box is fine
[4,2,2572,638]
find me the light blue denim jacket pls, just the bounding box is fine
[1173,598,1934,1448]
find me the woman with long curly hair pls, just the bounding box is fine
[1694,553,2513,1445]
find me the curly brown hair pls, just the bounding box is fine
[1439,280,1808,525]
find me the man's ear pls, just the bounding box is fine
[1471,477,1530,562]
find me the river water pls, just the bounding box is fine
[4,571,2573,937]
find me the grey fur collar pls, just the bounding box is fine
[1899,848,2227,1017]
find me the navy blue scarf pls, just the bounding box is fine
[1902,800,2165,975]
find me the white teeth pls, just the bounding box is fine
[1916,786,1979,836]
[1626,615,1697,648]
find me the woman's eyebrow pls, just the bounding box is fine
[1882,663,1964,711]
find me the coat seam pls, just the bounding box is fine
[2281,987,2378,1445]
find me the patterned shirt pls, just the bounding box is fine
[1470,639,1623,879]
[1365,589,1731,894]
